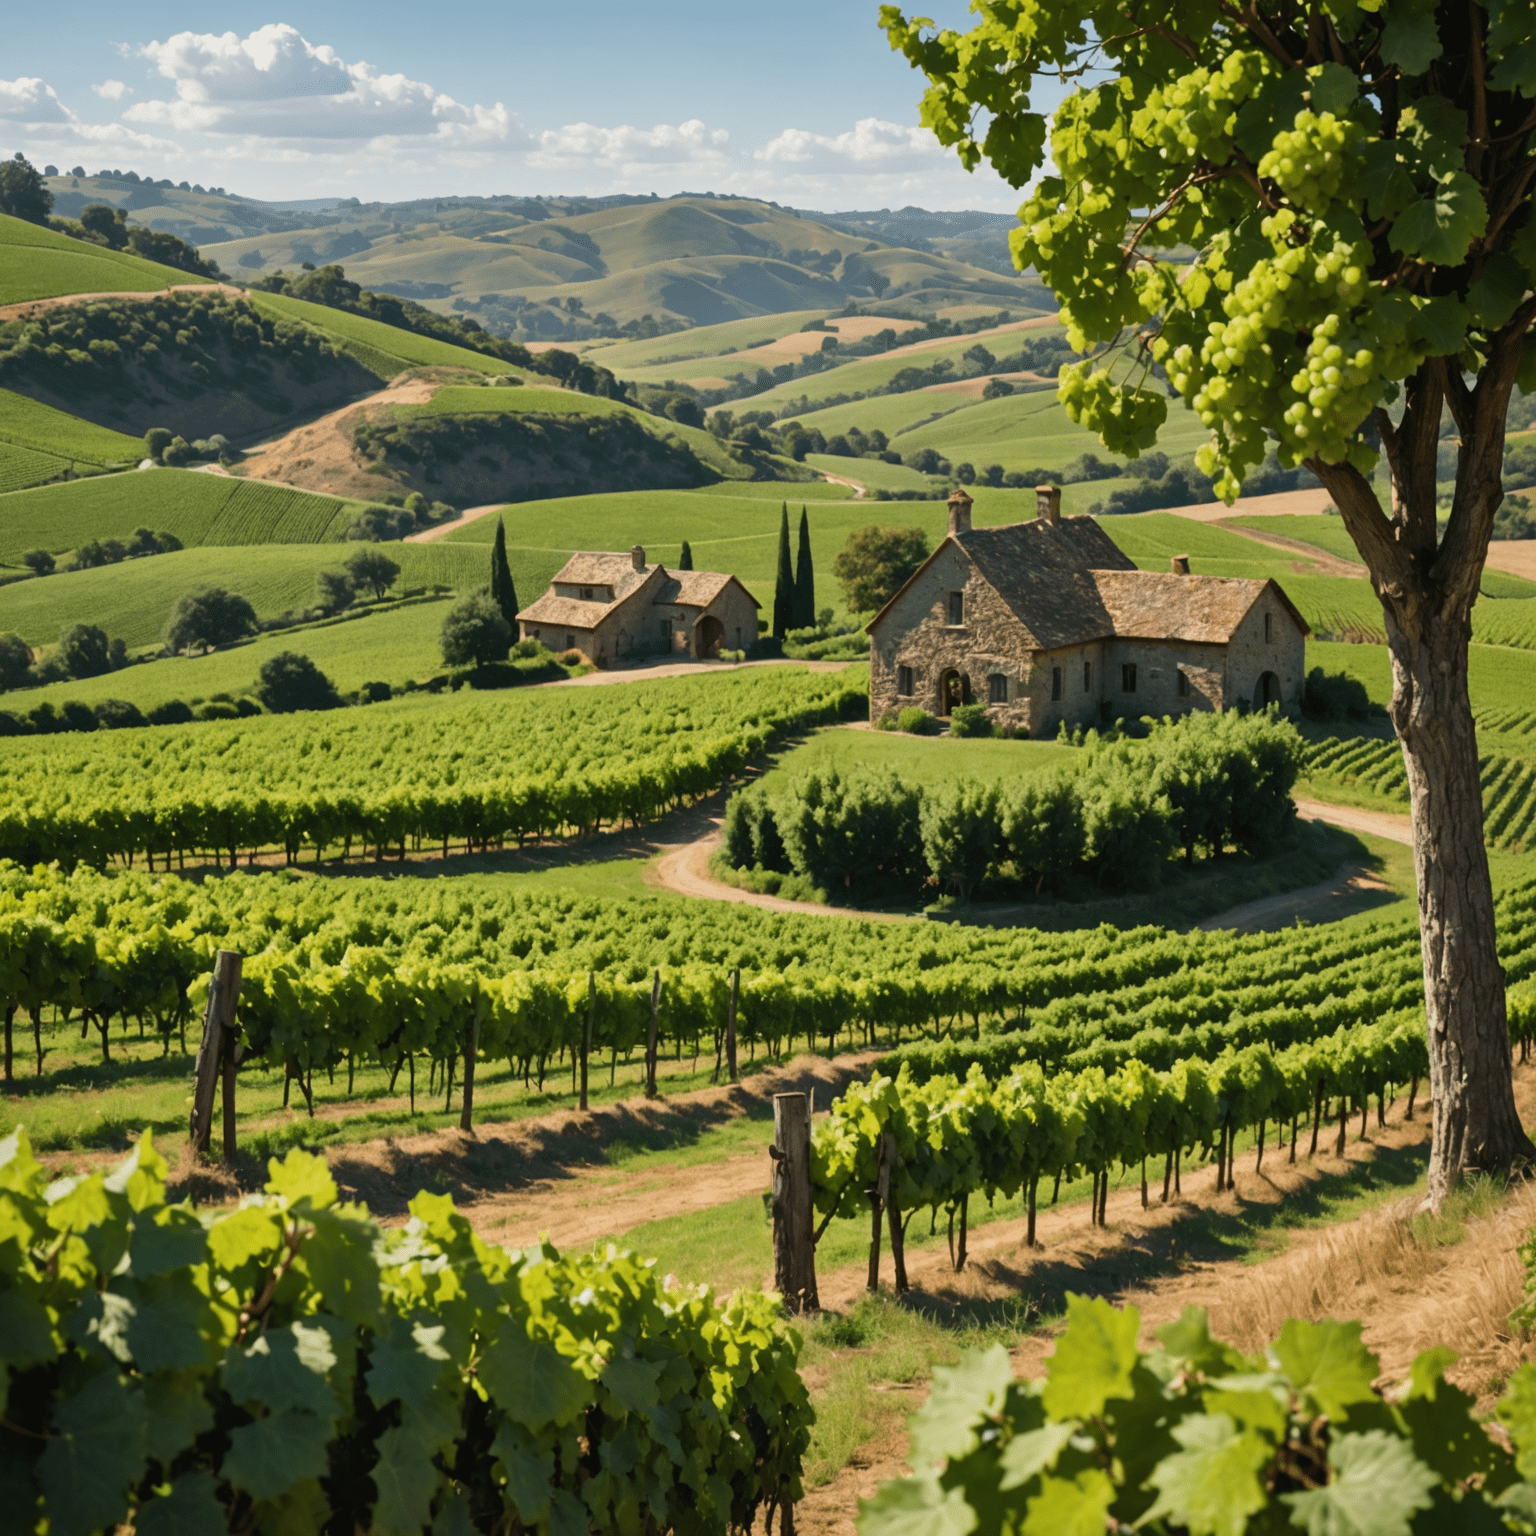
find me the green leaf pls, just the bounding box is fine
[1397,1346,1494,1484]
[478,1322,590,1432]
[1041,1295,1139,1421]
[1235,70,1310,161]
[1202,1384,1288,1442]
[431,1491,475,1536]
[369,1420,443,1536]
[1468,254,1528,330]
[1359,142,1420,222]
[134,1472,226,1536]
[1281,1430,1438,1536]
[222,1322,339,1418]
[1399,97,1469,180]
[38,1371,148,1536]
[264,1150,337,1210]
[66,1289,136,1363]
[549,1488,590,1536]
[1141,1413,1270,1536]
[1410,295,1471,356]
[1269,1318,1379,1421]
[600,1354,662,1415]
[856,1473,977,1536]
[126,1283,210,1373]
[222,1408,329,1501]
[1308,64,1359,117]
[1019,1469,1115,1536]
[908,1345,1014,1467]
[997,1422,1074,1491]
[130,1209,208,1277]
[1487,0,1536,95]
[1496,1364,1536,1478]
[143,1372,215,1467]
[1156,1306,1242,1376]
[1380,0,1443,75]
[206,1205,284,1272]
[0,1288,57,1368]
[1391,173,1488,268]
[366,1318,452,1418]
[491,1420,554,1524]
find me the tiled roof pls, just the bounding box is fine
[1091,571,1309,642]
[517,552,755,626]
[516,594,609,628]
[549,552,655,602]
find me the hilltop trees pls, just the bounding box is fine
[881,0,1536,1197]
[0,153,51,224]
[488,518,518,628]
[832,525,929,614]
[58,625,111,680]
[346,546,400,602]
[793,507,816,628]
[0,635,31,692]
[259,652,340,714]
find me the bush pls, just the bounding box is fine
[193,700,242,720]
[510,637,550,659]
[832,525,931,613]
[441,592,512,668]
[57,623,111,679]
[948,702,993,737]
[146,699,194,725]
[0,632,30,691]
[723,781,789,872]
[0,710,28,736]
[95,698,147,729]
[235,696,262,717]
[773,767,925,894]
[1303,665,1374,721]
[314,567,355,615]
[258,651,341,714]
[896,706,939,735]
[920,779,1001,902]
[26,702,63,735]
[164,586,258,654]
[348,504,419,541]
[19,549,53,576]
[361,680,392,703]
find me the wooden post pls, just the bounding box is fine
[770,1093,819,1314]
[221,1033,240,1163]
[646,970,660,1100]
[580,971,593,1112]
[459,1009,480,1134]
[190,950,242,1155]
[866,1132,893,1293]
[726,967,740,1084]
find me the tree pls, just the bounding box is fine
[164,587,258,654]
[0,634,30,692]
[441,592,511,668]
[832,525,930,614]
[487,518,518,628]
[258,652,340,714]
[772,503,795,639]
[345,545,401,602]
[77,203,128,249]
[793,508,816,630]
[144,428,172,463]
[678,540,694,571]
[882,0,1536,1199]
[57,624,110,679]
[20,550,54,577]
[0,154,52,225]
[315,569,355,615]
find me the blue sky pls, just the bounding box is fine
[2,1,1029,209]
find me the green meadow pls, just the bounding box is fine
[0,388,145,465]
[0,211,215,305]
[579,311,831,373]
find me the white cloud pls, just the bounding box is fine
[757,117,945,170]
[124,23,517,147]
[92,80,132,101]
[0,77,71,124]
[531,118,729,173]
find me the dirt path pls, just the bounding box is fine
[1294,797,1414,845]
[1487,539,1536,581]
[1197,861,1392,931]
[819,472,867,498]
[0,282,243,321]
[406,503,504,543]
[1162,486,1335,521]
[1211,518,1367,576]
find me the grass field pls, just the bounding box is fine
[581,311,833,373]
[0,212,214,305]
[247,291,506,378]
[766,728,1072,784]
[0,442,71,493]
[801,453,943,493]
[1227,512,1367,563]
[0,470,363,566]
[0,388,145,465]
[0,539,497,650]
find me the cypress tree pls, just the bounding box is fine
[793,506,815,630]
[773,503,795,639]
[489,517,519,631]
[679,540,694,570]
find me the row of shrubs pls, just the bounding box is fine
[722,709,1304,903]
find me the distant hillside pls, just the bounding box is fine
[792,206,1021,277]
[0,211,215,306]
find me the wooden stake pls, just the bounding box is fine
[866,1132,892,1292]
[580,971,593,1112]
[459,1010,480,1134]
[190,950,242,1154]
[646,970,660,1100]
[770,1093,819,1314]
[726,967,740,1084]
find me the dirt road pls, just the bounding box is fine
[406,503,504,542]
[1294,797,1413,845]
[0,282,243,321]
[1162,486,1335,520]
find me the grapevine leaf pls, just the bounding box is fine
[1041,1295,1139,1421]
[600,1354,662,1415]
[222,1408,329,1500]
[134,1472,226,1536]
[1019,1469,1115,1536]
[1390,173,1488,268]
[908,1345,1014,1467]
[1487,0,1536,96]
[129,1209,208,1277]
[1398,97,1469,179]
[264,1150,337,1210]
[369,1420,443,1536]
[1308,64,1359,117]
[1141,1412,1270,1536]
[1157,1306,1243,1376]
[431,1492,475,1536]
[0,1125,41,1191]
[126,1283,211,1372]
[1467,254,1528,330]
[1359,142,1420,222]
[206,1205,285,1272]
[1379,0,1443,75]
[143,1371,215,1466]
[1235,71,1310,161]
[1495,1364,1536,1479]
[997,1421,1074,1490]
[1202,1385,1288,1442]
[366,1318,452,1417]
[1399,1347,1494,1483]
[549,1488,590,1536]
[1269,1318,1379,1422]
[222,1323,340,1417]
[37,1370,148,1536]
[1281,1431,1438,1536]
[0,1287,57,1368]
[245,1477,328,1536]
[1409,296,1471,357]
[66,1289,136,1363]
[856,1472,977,1536]
[479,1323,590,1432]
[492,1420,554,1524]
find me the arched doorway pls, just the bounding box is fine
[695,614,724,658]
[1257,671,1281,709]
[939,669,970,716]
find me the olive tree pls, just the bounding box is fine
[881,0,1536,1197]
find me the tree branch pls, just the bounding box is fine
[1468,3,1490,180]
[1219,3,1299,68]
[1304,454,1415,598]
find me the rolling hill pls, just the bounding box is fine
[0,212,216,306]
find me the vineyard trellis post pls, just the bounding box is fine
[581,971,593,1112]
[190,949,242,1156]
[646,970,660,1099]
[459,1008,480,1135]
[726,968,740,1084]
[769,1092,819,1315]
[866,1132,893,1293]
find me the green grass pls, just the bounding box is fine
[765,726,1072,785]
[1226,512,1368,563]
[0,471,362,568]
[0,388,145,464]
[582,311,833,373]
[0,540,495,650]
[0,212,215,305]
[0,442,70,493]
[247,291,505,378]
[801,453,943,493]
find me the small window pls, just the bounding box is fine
[1083,661,1092,692]
[1264,612,1273,642]
[988,672,1007,704]
[565,634,575,650]
[1121,663,1138,693]
[1177,669,1190,698]
[580,585,594,600]
[735,627,742,649]
[947,591,964,626]
[1051,666,1063,702]
[898,665,915,697]
[661,620,672,648]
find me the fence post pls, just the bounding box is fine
[646,970,660,1099]
[191,950,242,1155]
[726,967,740,1084]
[580,971,593,1111]
[770,1093,819,1315]
[866,1132,893,1293]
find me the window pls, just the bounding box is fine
[1083,661,1092,692]
[1177,669,1190,698]
[735,627,742,649]
[580,586,593,601]
[661,620,672,649]
[947,590,964,626]
[565,634,575,650]
[988,672,1007,704]
[1051,666,1063,702]
[898,665,915,697]
[1121,663,1138,693]
[1264,612,1273,642]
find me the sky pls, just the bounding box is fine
[1,2,1032,211]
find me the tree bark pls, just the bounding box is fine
[1315,345,1536,1206]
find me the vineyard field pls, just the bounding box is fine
[0,209,213,304]
[0,441,69,494]
[0,387,145,464]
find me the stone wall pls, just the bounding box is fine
[1018,640,1109,737]
[1102,639,1228,719]
[1226,586,1307,711]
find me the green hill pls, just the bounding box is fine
[0,390,151,492]
[0,212,216,306]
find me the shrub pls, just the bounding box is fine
[920,779,1001,902]
[0,632,30,691]
[258,651,341,714]
[0,710,29,736]
[948,702,993,737]
[19,549,53,576]
[347,504,417,541]
[361,680,392,703]
[441,592,512,668]
[773,767,925,894]
[314,567,355,615]
[723,781,788,872]
[896,706,939,735]
[57,623,111,679]
[510,637,549,659]
[234,696,262,717]
[146,700,194,725]
[194,700,242,720]
[26,702,63,735]
[59,700,98,732]
[95,698,147,730]
[1303,665,1374,720]
[164,586,258,654]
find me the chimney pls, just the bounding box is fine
[946,486,973,536]
[630,544,646,571]
[1171,554,1191,575]
[1035,485,1061,524]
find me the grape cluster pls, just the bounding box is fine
[1257,109,1367,215]
[1058,360,1169,457]
[1133,50,1273,165]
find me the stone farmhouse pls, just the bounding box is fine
[517,545,760,664]
[866,488,1309,735]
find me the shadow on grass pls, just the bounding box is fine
[5,1050,193,1098]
